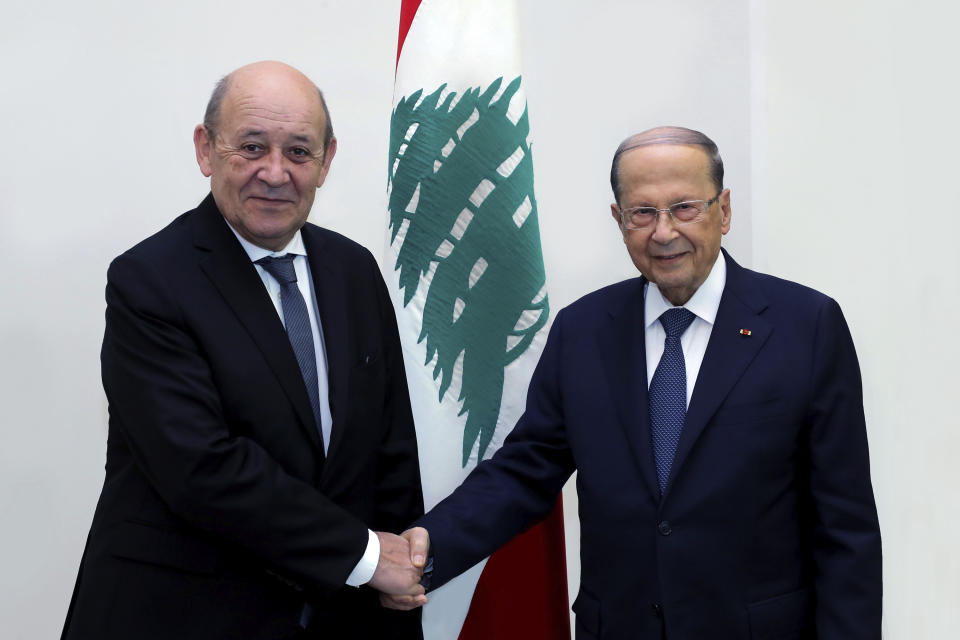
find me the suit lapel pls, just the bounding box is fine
[666,251,772,493]
[302,226,351,465]
[598,277,662,503]
[191,195,324,454]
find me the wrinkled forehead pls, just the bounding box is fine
[617,145,715,201]
[619,144,712,180]
[222,75,325,141]
[226,105,324,143]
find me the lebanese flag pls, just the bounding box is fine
[384,1,570,638]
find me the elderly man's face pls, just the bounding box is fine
[610,144,730,306]
[194,64,336,251]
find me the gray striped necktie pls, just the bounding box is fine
[255,254,324,441]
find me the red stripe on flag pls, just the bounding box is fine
[458,498,571,640]
[396,0,423,68]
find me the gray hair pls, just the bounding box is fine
[202,74,335,151]
[610,126,724,204]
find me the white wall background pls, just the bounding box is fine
[758,2,960,637]
[0,1,954,638]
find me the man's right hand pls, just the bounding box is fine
[378,527,431,611]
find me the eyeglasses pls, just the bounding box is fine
[618,192,722,230]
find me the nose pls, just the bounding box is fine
[650,209,678,244]
[258,149,290,187]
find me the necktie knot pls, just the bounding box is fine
[256,254,298,285]
[659,308,696,338]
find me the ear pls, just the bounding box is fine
[610,203,626,239]
[316,136,338,189]
[718,188,732,235]
[194,125,213,177]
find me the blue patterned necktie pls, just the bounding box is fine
[255,254,324,442]
[649,307,697,494]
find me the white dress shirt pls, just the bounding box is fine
[225,219,379,587]
[644,253,727,406]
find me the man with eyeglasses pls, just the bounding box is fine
[385,126,882,639]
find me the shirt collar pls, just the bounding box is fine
[644,251,727,328]
[223,217,308,263]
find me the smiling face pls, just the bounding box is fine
[194,62,337,251]
[610,144,730,306]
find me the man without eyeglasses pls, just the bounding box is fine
[61,61,425,640]
[388,126,882,639]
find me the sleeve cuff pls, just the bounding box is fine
[345,529,379,587]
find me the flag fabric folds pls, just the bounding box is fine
[385,0,570,637]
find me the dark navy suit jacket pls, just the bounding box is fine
[62,195,423,639]
[418,250,881,640]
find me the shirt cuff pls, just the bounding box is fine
[345,529,379,587]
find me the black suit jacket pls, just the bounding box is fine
[62,195,424,639]
[418,251,881,640]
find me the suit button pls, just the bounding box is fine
[658,521,672,536]
[650,603,663,618]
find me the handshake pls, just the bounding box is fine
[369,527,431,611]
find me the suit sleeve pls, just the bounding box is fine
[416,309,576,589]
[102,252,369,596]
[806,297,882,638]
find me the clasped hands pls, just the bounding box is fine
[369,528,430,611]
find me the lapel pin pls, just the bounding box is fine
[739,329,752,336]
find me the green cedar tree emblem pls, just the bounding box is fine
[388,76,549,466]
